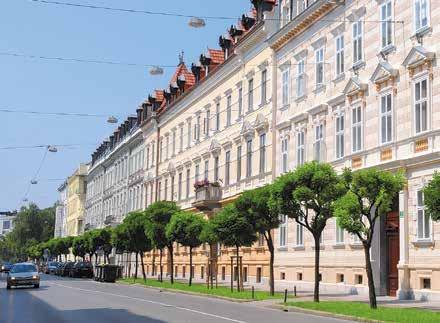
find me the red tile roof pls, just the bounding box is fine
[208,49,225,65]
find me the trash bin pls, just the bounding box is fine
[99,264,119,283]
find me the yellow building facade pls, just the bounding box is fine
[66,164,88,237]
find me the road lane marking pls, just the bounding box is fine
[47,281,247,323]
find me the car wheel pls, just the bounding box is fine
[6,284,11,290]
[34,284,40,289]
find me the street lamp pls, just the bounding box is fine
[47,146,58,153]
[30,180,38,185]
[149,66,164,76]
[107,116,118,124]
[188,17,206,28]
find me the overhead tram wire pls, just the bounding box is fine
[0,143,99,150]
[29,0,405,24]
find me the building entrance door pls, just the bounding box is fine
[386,211,400,296]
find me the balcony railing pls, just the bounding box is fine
[192,181,222,211]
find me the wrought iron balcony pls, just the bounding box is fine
[192,181,222,211]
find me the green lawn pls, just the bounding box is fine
[118,278,293,301]
[285,301,440,323]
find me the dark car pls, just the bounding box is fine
[69,262,93,278]
[55,262,65,276]
[1,262,13,273]
[45,262,59,274]
[60,262,75,277]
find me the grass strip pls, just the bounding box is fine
[285,301,440,323]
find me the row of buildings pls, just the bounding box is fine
[55,0,440,300]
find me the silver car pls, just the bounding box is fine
[6,263,40,289]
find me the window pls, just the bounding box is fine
[205,109,210,137]
[417,190,431,240]
[204,160,209,180]
[215,102,220,131]
[336,222,344,244]
[414,0,429,32]
[258,233,265,247]
[172,130,176,156]
[225,151,231,186]
[422,278,431,289]
[246,139,252,177]
[164,179,168,201]
[314,123,325,162]
[243,267,248,282]
[335,113,345,159]
[158,181,162,201]
[297,272,303,281]
[337,273,345,283]
[279,214,287,247]
[178,172,182,200]
[159,139,163,163]
[315,48,324,87]
[297,130,305,166]
[187,120,192,148]
[356,274,363,285]
[3,220,10,230]
[281,137,289,173]
[221,267,226,280]
[195,164,200,183]
[256,268,262,283]
[171,176,175,201]
[186,169,190,199]
[381,1,393,49]
[238,86,243,118]
[151,142,155,166]
[195,115,201,141]
[282,67,290,106]
[248,78,254,112]
[296,217,304,246]
[166,136,170,160]
[179,126,184,152]
[380,93,393,144]
[335,35,344,77]
[414,78,428,134]
[296,60,305,98]
[237,145,242,181]
[214,156,219,182]
[146,147,150,169]
[261,69,267,104]
[352,106,362,152]
[281,0,290,27]
[280,272,286,280]
[352,20,363,64]
[226,95,232,127]
[259,133,266,174]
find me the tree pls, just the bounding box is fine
[145,201,180,283]
[166,211,206,286]
[235,185,280,296]
[334,168,404,309]
[124,212,153,281]
[270,161,346,302]
[424,172,440,221]
[72,236,87,260]
[112,223,130,278]
[209,204,257,292]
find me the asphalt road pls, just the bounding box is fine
[0,273,352,323]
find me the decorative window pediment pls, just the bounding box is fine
[402,46,435,70]
[370,61,399,84]
[209,139,221,155]
[145,172,154,182]
[167,162,176,174]
[254,113,269,133]
[343,77,368,97]
[240,120,254,139]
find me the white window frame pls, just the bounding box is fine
[279,214,288,247]
[281,136,289,173]
[380,1,393,49]
[414,77,429,134]
[335,113,345,159]
[352,20,363,65]
[380,92,393,144]
[335,34,344,77]
[336,222,344,244]
[225,151,231,186]
[215,102,221,131]
[261,69,268,105]
[226,95,232,127]
[259,133,266,174]
[314,123,325,162]
[282,66,291,107]
[296,220,304,246]
[246,139,252,178]
[296,59,306,98]
[414,0,430,33]
[297,130,305,166]
[417,189,432,241]
[248,78,254,112]
[352,105,363,153]
[238,86,243,118]
[315,47,324,87]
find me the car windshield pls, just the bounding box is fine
[10,264,37,273]
[49,262,58,266]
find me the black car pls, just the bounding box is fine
[55,262,65,276]
[1,262,13,273]
[60,262,75,277]
[69,262,93,278]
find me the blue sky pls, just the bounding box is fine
[0,0,250,211]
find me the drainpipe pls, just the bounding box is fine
[270,49,278,182]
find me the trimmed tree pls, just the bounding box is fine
[270,161,346,302]
[334,168,404,309]
[166,211,206,286]
[145,201,180,283]
[235,185,280,296]
[72,236,87,261]
[424,172,440,221]
[209,204,257,292]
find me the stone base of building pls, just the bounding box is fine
[274,279,369,296]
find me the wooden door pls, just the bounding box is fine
[386,211,400,296]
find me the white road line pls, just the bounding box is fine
[47,281,248,323]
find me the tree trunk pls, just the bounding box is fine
[189,246,193,286]
[134,252,139,280]
[140,252,146,282]
[364,243,377,309]
[236,245,240,292]
[152,250,156,277]
[128,253,132,279]
[159,249,163,282]
[169,245,174,284]
[313,235,320,303]
[267,232,275,296]
[239,256,243,291]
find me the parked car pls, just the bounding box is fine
[69,262,93,278]
[6,263,40,289]
[55,262,65,276]
[1,262,13,273]
[60,262,75,277]
[46,262,60,274]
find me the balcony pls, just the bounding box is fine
[104,215,118,227]
[192,181,222,211]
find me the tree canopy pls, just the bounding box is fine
[423,172,440,222]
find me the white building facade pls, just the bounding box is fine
[54,181,68,238]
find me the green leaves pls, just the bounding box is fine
[145,201,180,250]
[122,212,152,253]
[166,211,206,249]
[424,172,440,222]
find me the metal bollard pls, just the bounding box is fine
[284,289,288,303]
[294,285,297,297]
[251,286,255,299]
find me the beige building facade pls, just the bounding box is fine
[271,0,440,300]
[66,164,87,237]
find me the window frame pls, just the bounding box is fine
[315,47,325,87]
[335,34,345,77]
[246,139,253,178]
[296,59,306,98]
[281,66,291,107]
[380,1,393,50]
[352,20,364,65]
[416,189,432,241]
[413,76,429,134]
[259,133,266,174]
[248,78,254,113]
[297,129,305,166]
[414,0,430,33]
[380,92,393,144]
[279,214,288,247]
[351,105,363,153]
[335,113,345,159]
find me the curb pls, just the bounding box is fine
[116,281,255,303]
[270,305,385,323]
